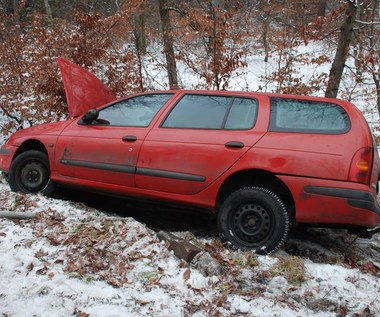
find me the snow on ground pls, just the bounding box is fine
[1,40,380,316]
[0,173,380,317]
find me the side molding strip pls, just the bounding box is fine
[136,167,206,182]
[60,159,136,174]
[304,186,374,202]
[60,159,206,182]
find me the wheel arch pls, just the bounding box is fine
[216,169,296,223]
[8,143,56,195]
[14,139,48,159]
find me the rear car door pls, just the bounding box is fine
[55,93,173,187]
[135,93,268,194]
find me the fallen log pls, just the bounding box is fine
[0,211,36,219]
[157,230,203,263]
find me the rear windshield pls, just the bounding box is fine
[269,97,350,134]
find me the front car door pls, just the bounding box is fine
[135,92,267,194]
[55,93,174,187]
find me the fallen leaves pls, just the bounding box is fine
[344,255,380,276]
[37,214,166,288]
[358,261,380,276]
[1,181,380,316]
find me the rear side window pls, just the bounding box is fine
[270,98,350,134]
[162,94,257,130]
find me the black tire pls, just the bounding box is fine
[217,187,289,254]
[8,150,56,196]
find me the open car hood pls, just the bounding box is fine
[57,58,117,117]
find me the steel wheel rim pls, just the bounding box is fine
[231,203,273,246]
[18,160,49,192]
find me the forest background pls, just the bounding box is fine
[0,0,379,140]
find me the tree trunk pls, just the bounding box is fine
[317,0,327,17]
[11,0,20,27]
[44,0,53,26]
[136,48,145,92]
[133,3,147,55]
[325,1,357,98]
[158,0,179,89]
[208,0,225,90]
[373,74,380,117]
[262,18,269,62]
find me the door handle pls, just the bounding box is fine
[225,141,244,148]
[122,135,137,142]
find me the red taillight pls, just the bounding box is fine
[349,147,372,184]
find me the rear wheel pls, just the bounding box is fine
[8,150,55,196]
[217,187,289,254]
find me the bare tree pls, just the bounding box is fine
[44,0,53,25]
[325,0,358,98]
[133,2,147,55]
[158,0,179,89]
[317,0,327,17]
[357,0,380,116]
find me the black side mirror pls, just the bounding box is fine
[82,109,99,124]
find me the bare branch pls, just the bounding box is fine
[356,19,380,25]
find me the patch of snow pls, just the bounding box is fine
[1,180,380,316]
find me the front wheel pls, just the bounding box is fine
[8,150,56,196]
[217,187,289,254]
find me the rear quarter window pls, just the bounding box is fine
[269,97,351,134]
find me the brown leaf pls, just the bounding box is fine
[46,233,60,246]
[35,249,48,258]
[64,262,79,273]
[183,268,191,281]
[0,232,6,237]
[359,261,379,275]
[304,290,313,297]
[136,299,150,306]
[339,305,348,317]
[118,261,126,276]
[107,278,122,288]
[36,265,48,275]
[26,262,34,272]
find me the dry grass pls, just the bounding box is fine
[270,255,306,286]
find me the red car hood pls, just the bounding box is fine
[57,58,116,117]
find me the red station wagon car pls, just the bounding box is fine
[1,58,380,254]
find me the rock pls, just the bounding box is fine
[305,298,338,313]
[191,251,224,276]
[157,231,202,263]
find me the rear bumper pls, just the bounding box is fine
[278,175,380,228]
[304,186,380,216]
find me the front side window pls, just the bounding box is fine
[96,94,173,127]
[269,98,350,134]
[162,94,257,130]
